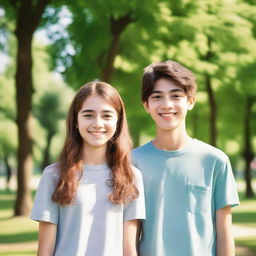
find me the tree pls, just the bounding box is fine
[34,91,66,170]
[154,0,256,147]
[0,67,17,190]
[0,120,17,190]
[236,61,256,197]
[0,0,50,216]
[46,0,160,86]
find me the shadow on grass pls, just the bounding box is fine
[238,192,256,201]
[0,190,36,212]
[236,238,256,252]
[233,212,256,224]
[0,199,14,210]
[0,251,36,256]
[0,189,16,195]
[0,231,37,243]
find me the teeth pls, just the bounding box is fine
[89,131,105,135]
[160,113,175,117]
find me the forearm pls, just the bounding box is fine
[123,219,139,256]
[37,221,57,256]
[216,233,235,256]
[123,246,137,256]
[216,206,235,256]
[37,246,55,256]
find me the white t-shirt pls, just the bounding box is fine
[31,163,145,256]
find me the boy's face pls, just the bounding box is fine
[143,78,195,133]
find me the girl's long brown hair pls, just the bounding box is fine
[52,81,138,205]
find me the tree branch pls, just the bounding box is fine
[110,12,136,36]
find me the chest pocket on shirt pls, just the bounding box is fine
[187,184,210,214]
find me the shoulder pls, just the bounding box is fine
[42,163,60,180]
[132,142,153,166]
[131,165,142,178]
[130,165,144,188]
[132,141,152,156]
[193,139,229,163]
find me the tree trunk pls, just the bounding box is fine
[41,131,54,171]
[189,109,199,139]
[4,155,12,190]
[130,127,140,148]
[14,0,49,216]
[14,28,34,216]
[243,96,254,198]
[204,36,217,147]
[101,13,135,82]
[205,74,217,147]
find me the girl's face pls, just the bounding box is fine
[77,94,118,151]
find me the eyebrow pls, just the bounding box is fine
[80,109,114,114]
[151,88,184,94]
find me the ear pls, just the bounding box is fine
[187,96,195,110]
[143,101,150,113]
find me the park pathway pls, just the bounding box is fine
[233,224,256,238]
[233,224,256,256]
[0,241,37,252]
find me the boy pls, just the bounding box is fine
[132,60,239,256]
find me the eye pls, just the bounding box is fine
[83,114,93,118]
[151,95,161,99]
[103,114,113,119]
[171,93,184,100]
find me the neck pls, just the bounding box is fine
[82,144,107,165]
[153,127,192,151]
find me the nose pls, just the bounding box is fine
[93,116,104,128]
[161,96,173,109]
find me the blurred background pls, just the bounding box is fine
[0,0,255,255]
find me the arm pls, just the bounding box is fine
[123,219,140,256]
[216,205,235,256]
[37,221,57,256]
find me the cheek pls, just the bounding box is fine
[77,119,89,132]
[147,105,158,116]
[109,118,118,135]
[181,101,190,109]
[148,100,159,109]
[111,120,118,132]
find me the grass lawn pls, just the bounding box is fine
[0,252,36,256]
[232,192,256,253]
[0,183,255,255]
[0,191,37,256]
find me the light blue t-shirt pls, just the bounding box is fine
[31,163,145,256]
[132,139,239,256]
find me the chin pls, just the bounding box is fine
[158,125,178,131]
[85,141,108,148]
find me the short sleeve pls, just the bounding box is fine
[124,167,146,221]
[30,165,59,225]
[214,157,240,210]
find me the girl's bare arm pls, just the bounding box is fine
[37,221,57,256]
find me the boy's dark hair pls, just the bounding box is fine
[141,60,197,102]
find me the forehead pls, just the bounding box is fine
[79,94,116,112]
[152,78,184,93]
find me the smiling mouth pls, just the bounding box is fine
[159,113,176,118]
[88,131,106,135]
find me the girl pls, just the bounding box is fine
[31,81,145,256]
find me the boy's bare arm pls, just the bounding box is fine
[216,205,235,256]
